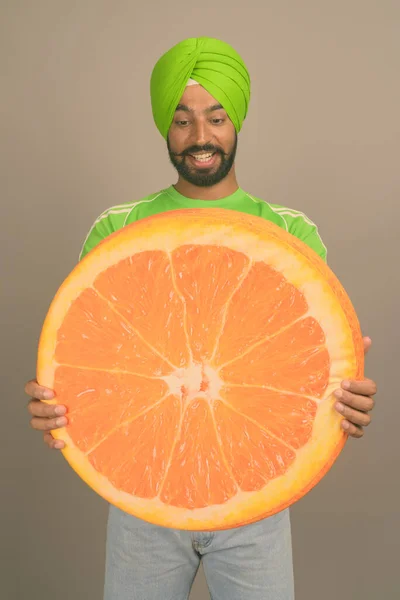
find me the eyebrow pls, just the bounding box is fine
[175,103,224,114]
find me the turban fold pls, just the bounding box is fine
[150,37,251,139]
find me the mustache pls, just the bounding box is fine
[169,144,227,158]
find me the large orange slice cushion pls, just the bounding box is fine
[37,208,364,530]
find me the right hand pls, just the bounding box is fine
[25,379,67,450]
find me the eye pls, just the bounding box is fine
[175,120,190,127]
[211,118,225,125]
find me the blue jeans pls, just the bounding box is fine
[104,505,294,599]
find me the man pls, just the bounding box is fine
[25,37,377,599]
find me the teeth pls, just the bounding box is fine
[192,153,214,161]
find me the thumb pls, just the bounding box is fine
[363,336,372,355]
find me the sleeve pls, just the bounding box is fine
[78,213,114,261]
[280,212,328,263]
[296,224,328,263]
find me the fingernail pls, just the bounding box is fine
[54,441,64,449]
[55,405,66,416]
[43,390,54,399]
[335,402,344,412]
[342,381,350,390]
[56,417,67,427]
[334,389,343,398]
[342,421,349,430]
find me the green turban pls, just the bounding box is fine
[150,37,251,139]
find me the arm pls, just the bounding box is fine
[26,212,115,449]
[284,208,376,439]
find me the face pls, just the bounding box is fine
[167,85,237,187]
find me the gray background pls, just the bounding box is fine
[2,1,398,598]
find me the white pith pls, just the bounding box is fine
[162,362,223,404]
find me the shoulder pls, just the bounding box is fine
[250,195,328,262]
[79,190,164,261]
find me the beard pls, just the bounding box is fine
[167,134,237,187]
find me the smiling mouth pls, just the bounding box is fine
[187,152,218,167]
[189,151,215,161]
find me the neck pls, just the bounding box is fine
[174,166,239,200]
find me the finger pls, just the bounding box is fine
[334,390,375,412]
[27,399,67,418]
[341,378,377,397]
[342,420,364,438]
[30,415,68,431]
[24,379,55,400]
[335,402,371,427]
[43,432,65,450]
[362,336,372,355]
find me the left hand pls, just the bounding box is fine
[334,337,377,439]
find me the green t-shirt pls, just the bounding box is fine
[79,185,327,262]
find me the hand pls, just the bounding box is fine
[25,379,67,450]
[334,337,377,439]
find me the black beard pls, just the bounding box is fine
[167,135,237,188]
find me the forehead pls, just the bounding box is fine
[177,84,224,111]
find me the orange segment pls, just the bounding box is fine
[213,262,308,365]
[219,317,330,397]
[88,395,181,497]
[213,400,296,491]
[55,288,173,376]
[171,245,249,362]
[220,386,317,449]
[159,398,237,508]
[54,366,168,453]
[93,251,190,368]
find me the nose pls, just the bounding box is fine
[192,118,211,147]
